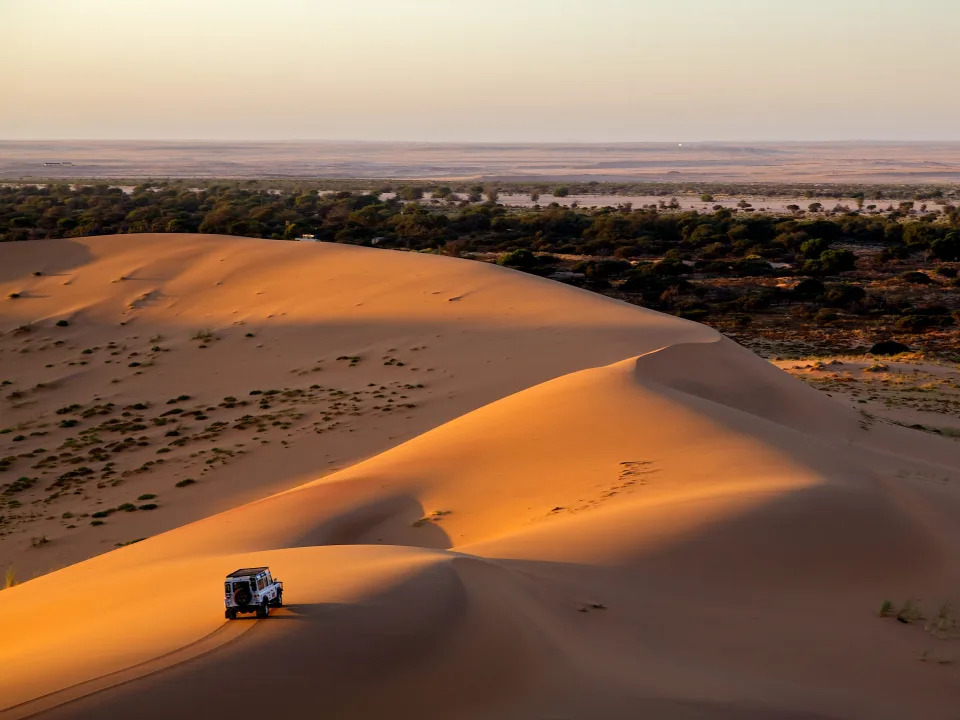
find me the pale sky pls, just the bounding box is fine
[2,0,958,142]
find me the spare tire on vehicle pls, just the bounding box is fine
[233,586,251,607]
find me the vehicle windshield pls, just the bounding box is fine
[232,581,252,592]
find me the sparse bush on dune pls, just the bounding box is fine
[191,329,215,342]
[896,598,924,624]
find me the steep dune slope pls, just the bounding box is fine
[0,234,712,577]
[2,235,959,719]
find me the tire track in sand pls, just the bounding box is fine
[2,618,266,719]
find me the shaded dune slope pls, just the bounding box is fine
[0,234,711,577]
[1,236,959,719]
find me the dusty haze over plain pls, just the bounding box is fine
[4,140,960,182]
[3,0,960,143]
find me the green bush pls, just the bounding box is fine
[497,249,538,270]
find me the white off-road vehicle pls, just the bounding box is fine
[224,567,283,619]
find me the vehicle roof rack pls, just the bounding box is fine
[226,567,269,578]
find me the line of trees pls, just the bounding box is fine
[3,183,957,263]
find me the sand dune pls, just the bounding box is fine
[0,234,707,578]
[1,235,959,719]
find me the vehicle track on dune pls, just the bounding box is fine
[1,618,267,719]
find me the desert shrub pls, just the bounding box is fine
[4,476,36,494]
[675,307,710,321]
[818,249,856,274]
[822,283,866,308]
[497,249,537,270]
[814,309,839,325]
[804,249,855,275]
[652,258,688,276]
[800,237,829,259]
[619,267,690,302]
[397,186,424,201]
[896,598,923,623]
[935,265,957,278]
[731,255,774,276]
[792,278,825,299]
[895,315,932,331]
[572,259,631,280]
[899,271,932,284]
[930,234,960,261]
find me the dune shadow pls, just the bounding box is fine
[45,558,469,720]
[0,239,94,282]
[8,292,52,299]
[287,491,451,550]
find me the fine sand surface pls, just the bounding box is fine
[4,140,960,182]
[1,235,959,719]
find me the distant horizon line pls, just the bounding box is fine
[4,138,960,146]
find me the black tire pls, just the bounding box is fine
[225,608,237,620]
[256,600,269,618]
[233,587,251,607]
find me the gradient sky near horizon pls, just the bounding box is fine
[2,0,958,142]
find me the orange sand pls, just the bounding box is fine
[1,235,958,719]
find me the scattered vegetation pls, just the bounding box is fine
[412,509,451,527]
[115,537,146,547]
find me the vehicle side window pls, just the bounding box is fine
[257,577,265,590]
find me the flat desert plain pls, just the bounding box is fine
[1,234,959,719]
[3,140,960,182]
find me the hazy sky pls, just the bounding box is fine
[2,0,958,142]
